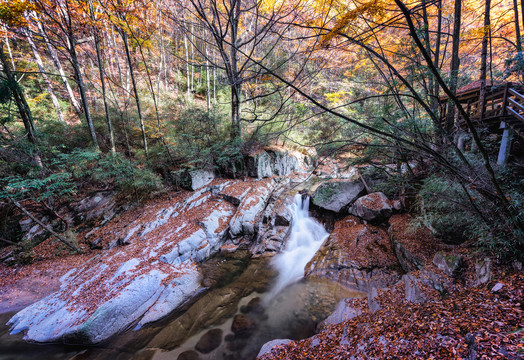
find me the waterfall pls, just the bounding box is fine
[268,194,329,299]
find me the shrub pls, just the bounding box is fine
[57,150,162,199]
[412,174,523,261]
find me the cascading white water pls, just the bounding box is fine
[268,193,329,299]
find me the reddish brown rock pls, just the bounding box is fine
[195,328,223,354]
[350,192,392,223]
[305,215,400,292]
[231,314,256,338]
[388,214,440,273]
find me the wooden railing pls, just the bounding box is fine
[441,82,524,138]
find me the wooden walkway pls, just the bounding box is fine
[439,81,524,139]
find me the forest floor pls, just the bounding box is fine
[260,255,524,360]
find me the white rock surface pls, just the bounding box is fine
[229,179,276,236]
[7,181,248,345]
[190,170,215,190]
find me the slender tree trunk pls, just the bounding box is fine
[33,13,82,116]
[121,30,149,159]
[89,0,115,153]
[230,0,242,139]
[68,29,99,150]
[184,34,191,101]
[479,0,492,120]
[206,45,211,110]
[9,198,80,252]
[191,25,195,93]
[3,30,15,71]
[0,43,37,143]
[25,30,65,124]
[433,0,442,103]
[213,53,216,105]
[104,27,115,79]
[445,0,462,134]
[111,27,124,89]
[514,0,522,52]
[421,0,434,100]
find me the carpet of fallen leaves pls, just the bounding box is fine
[260,270,523,360]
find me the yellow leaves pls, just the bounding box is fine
[320,0,387,48]
[325,90,348,103]
[259,0,284,14]
[0,0,34,28]
[465,25,491,39]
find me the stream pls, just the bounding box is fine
[0,195,364,360]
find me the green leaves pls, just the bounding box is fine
[0,79,13,104]
[0,172,75,201]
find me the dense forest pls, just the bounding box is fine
[1,0,522,260]
[0,0,523,358]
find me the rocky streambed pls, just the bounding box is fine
[2,152,472,359]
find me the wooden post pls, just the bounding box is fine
[497,122,513,167]
[502,82,511,117]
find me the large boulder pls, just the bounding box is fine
[311,180,365,213]
[305,215,401,292]
[432,252,463,277]
[246,148,306,179]
[402,269,451,303]
[350,192,392,223]
[73,191,117,226]
[195,328,223,354]
[190,170,215,191]
[388,214,440,273]
[318,299,361,330]
[475,257,492,285]
[231,314,256,338]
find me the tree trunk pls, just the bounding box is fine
[514,0,522,52]
[421,0,434,101]
[433,0,442,104]
[34,13,83,116]
[9,198,80,252]
[184,34,191,101]
[89,0,115,153]
[69,30,99,150]
[479,0,492,120]
[121,30,149,159]
[25,29,65,124]
[445,0,462,134]
[230,0,242,139]
[0,43,37,143]
[206,45,211,110]
[110,27,124,89]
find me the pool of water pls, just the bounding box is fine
[0,254,363,360]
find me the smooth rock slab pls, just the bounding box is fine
[229,179,276,237]
[311,180,365,213]
[318,299,361,330]
[8,184,239,345]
